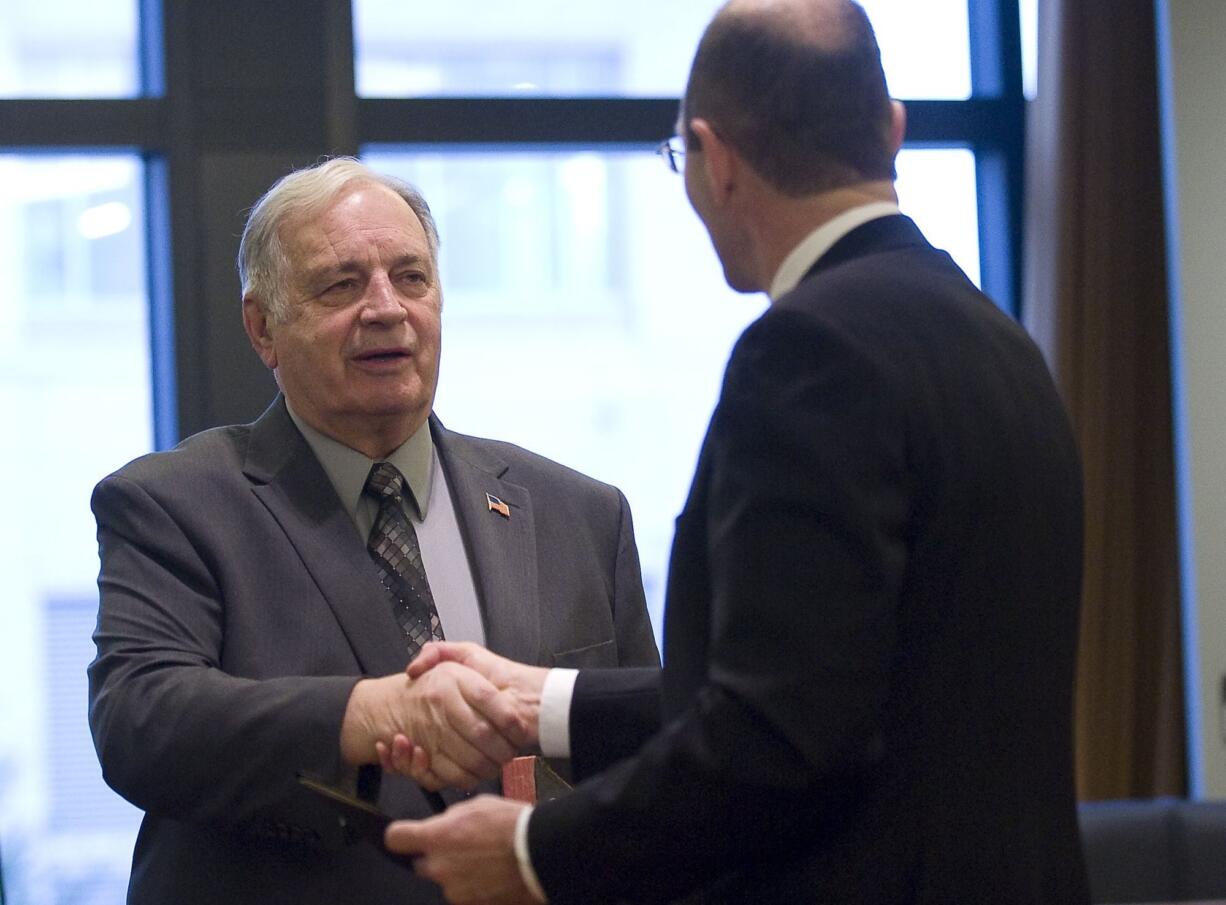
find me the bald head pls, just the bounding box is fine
[720,0,861,50]
[682,0,895,196]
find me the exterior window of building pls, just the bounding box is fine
[0,1,140,98]
[0,153,149,904]
[355,0,972,99]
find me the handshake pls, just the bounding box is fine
[338,641,548,791]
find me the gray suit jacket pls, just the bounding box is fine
[88,397,659,905]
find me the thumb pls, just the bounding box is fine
[384,818,430,855]
[407,641,473,678]
[406,643,446,678]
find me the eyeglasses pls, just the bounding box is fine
[656,136,685,174]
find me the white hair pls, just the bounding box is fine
[237,157,440,322]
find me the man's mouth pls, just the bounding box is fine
[355,348,410,362]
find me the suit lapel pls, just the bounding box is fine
[243,398,411,675]
[431,419,541,665]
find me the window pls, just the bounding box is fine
[356,0,1017,629]
[0,153,149,905]
[0,0,140,98]
[0,1,1030,900]
[355,0,975,100]
[364,145,980,627]
[1020,0,1038,99]
[861,0,972,99]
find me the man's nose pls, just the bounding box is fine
[359,274,406,323]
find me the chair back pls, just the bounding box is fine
[1079,797,1226,903]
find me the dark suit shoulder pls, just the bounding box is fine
[439,428,625,507]
[784,241,975,316]
[760,241,1056,437]
[777,239,1030,355]
[103,423,251,486]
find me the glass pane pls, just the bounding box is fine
[354,0,971,99]
[1020,0,1038,100]
[365,146,757,630]
[896,147,981,287]
[363,145,979,628]
[0,0,140,98]
[0,153,151,903]
[861,0,971,99]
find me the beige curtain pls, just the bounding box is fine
[1023,0,1184,799]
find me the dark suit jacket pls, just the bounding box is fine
[88,398,659,905]
[529,216,1088,904]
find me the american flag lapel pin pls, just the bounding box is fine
[485,492,511,519]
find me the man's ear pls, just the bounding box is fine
[888,100,907,156]
[689,117,738,206]
[242,295,278,370]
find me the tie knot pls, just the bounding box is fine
[364,462,405,504]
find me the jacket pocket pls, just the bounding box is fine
[551,639,617,668]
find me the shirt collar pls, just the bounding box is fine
[768,200,902,302]
[285,401,435,520]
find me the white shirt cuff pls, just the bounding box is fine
[538,668,578,759]
[514,805,547,903]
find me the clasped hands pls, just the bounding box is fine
[340,641,547,790]
[339,642,547,904]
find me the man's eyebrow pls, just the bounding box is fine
[303,252,431,285]
[388,253,430,269]
[304,261,357,282]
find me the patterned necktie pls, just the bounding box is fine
[363,462,444,656]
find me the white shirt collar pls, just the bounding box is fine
[768,200,902,301]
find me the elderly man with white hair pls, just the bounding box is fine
[87,157,659,905]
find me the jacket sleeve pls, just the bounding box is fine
[88,472,359,836]
[568,667,661,779]
[610,487,662,669]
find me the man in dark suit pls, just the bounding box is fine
[382,1,1088,902]
[87,158,659,905]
